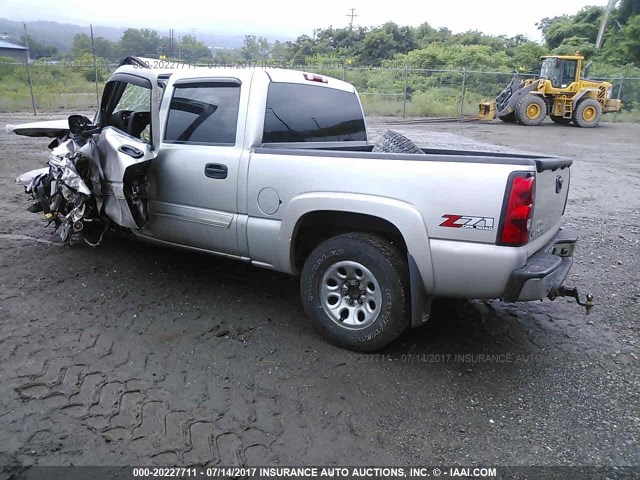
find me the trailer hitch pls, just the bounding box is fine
[550,286,594,314]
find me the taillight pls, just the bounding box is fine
[498,173,535,246]
[303,73,328,83]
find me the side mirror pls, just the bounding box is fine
[68,114,100,138]
[68,115,92,135]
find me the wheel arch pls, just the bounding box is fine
[291,210,408,272]
[280,193,436,326]
[571,89,599,109]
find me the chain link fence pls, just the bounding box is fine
[1,60,638,122]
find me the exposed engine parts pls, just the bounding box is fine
[16,135,108,246]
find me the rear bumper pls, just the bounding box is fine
[503,229,578,302]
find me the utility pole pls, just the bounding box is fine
[22,23,37,116]
[346,8,358,30]
[596,0,620,50]
[90,24,99,107]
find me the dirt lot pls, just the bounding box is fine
[0,113,638,471]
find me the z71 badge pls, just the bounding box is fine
[440,214,495,231]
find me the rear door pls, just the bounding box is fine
[143,76,248,256]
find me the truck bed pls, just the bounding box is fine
[255,145,573,173]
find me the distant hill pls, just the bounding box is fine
[0,18,288,51]
[0,19,124,51]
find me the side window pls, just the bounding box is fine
[164,82,240,145]
[562,61,577,86]
[263,83,366,143]
[101,79,152,141]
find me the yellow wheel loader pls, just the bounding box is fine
[479,54,622,127]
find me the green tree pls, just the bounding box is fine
[284,35,318,64]
[270,40,287,60]
[597,0,640,65]
[93,37,118,60]
[72,34,117,60]
[381,22,416,54]
[617,0,640,23]
[74,52,109,81]
[355,30,397,64]
[512,42,547,72]
[20,35,58,58]
[178,35,211,60]
[71,33,92,57]
[211,49,239,64]
[352,22,415,64]
[618,15,640,64]
[241,35,271,61]
[537,6,603,49]
[415,25,453,47]
[553,37,596,58]
[120,28,162,56]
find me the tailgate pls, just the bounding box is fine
[529,163,570,241]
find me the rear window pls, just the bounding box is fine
[263,83,366,143]
[165,82,240,145]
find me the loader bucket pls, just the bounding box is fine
[478,101,496,121]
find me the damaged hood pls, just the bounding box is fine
[6,119,70,138]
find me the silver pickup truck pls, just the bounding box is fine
[10,57,593,351]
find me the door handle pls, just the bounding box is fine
[118,145,144,159]
[204,163,228,179]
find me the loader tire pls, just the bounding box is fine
[550,115,571,125]
[572,98,602,128]
[515,95,546,126]
[372,130,425,154]
[498,112,516,123]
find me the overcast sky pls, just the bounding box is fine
[1,0,605,41]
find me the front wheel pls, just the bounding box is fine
[572,98,602,128]
[515,95,546,126]
[300,233,410,351]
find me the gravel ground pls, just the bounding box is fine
[0,113,638,471]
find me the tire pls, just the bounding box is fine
[498,112,516,123]
[515,95,547,126]
[572,98,602,128]
[300,233,410,351]
[550,115,571,125]
[372,129,425,154]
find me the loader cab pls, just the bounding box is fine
[539,56,582,90]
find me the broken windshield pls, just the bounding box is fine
[101,78,152,141]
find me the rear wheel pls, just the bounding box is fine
[300,233,410,351]
[515,95,546,126]
[550,115,571,125]
[572,98,602,128]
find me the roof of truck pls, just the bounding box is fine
[112,56,356,93]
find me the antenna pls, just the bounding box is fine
[346,8,358,30]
